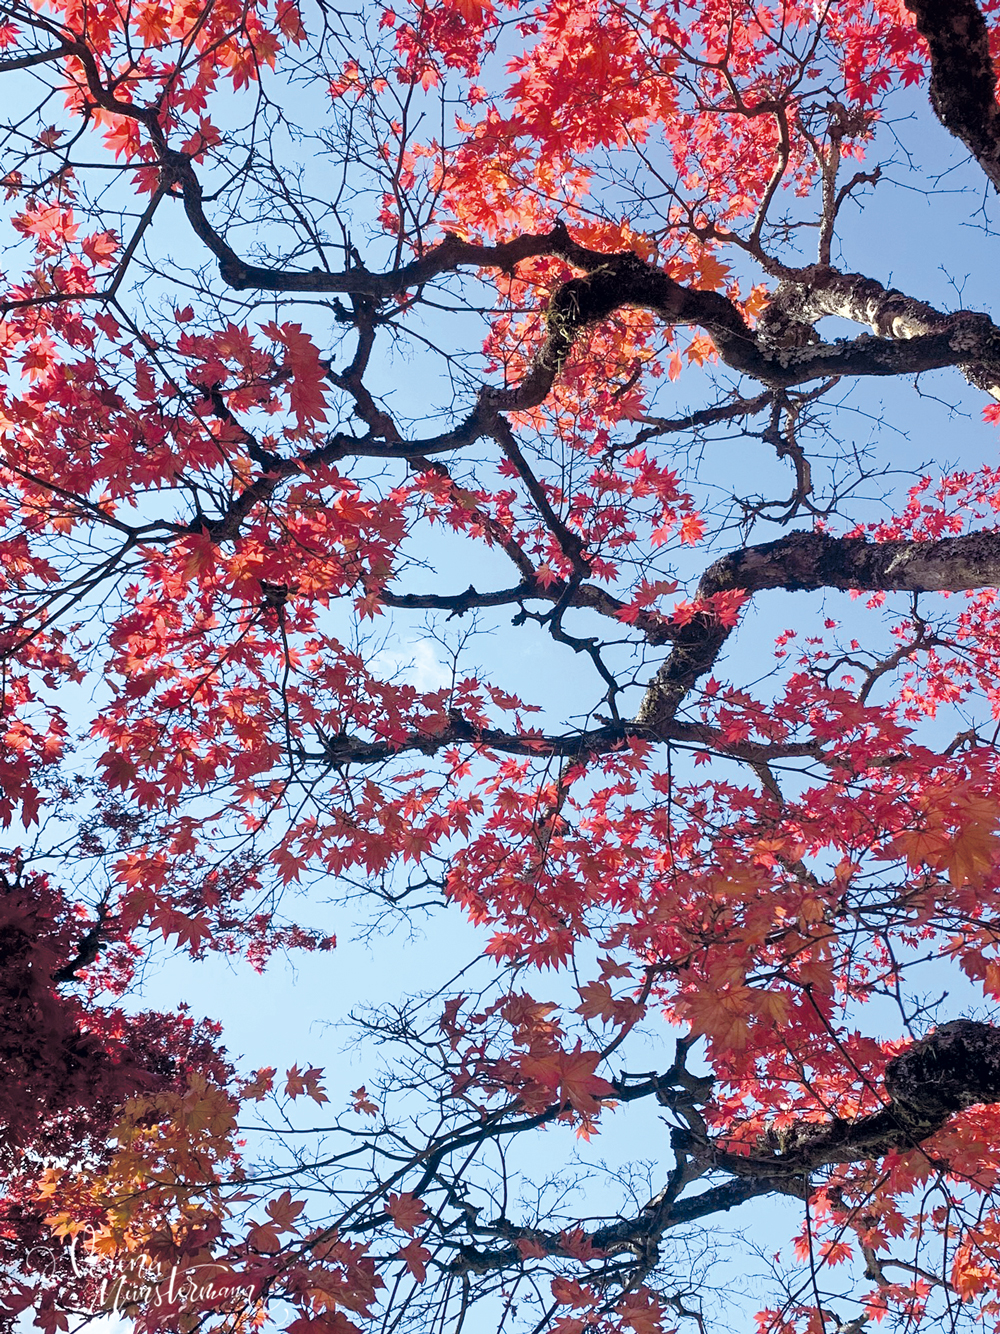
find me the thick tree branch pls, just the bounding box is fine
[159,150,1000,403]
[379,576,671,640]
[451,1022,1000,1274]
[638,528,1000,730]
[699,529,1000,595]
[307,718,822,766]
[760,266,1000,397]
[475,256,1000,403]
[52,907,108,984]
[906,0,1000,192]
[719,1020,1000,1178]
[323,529,1000,761]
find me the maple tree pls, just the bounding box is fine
[11,0,1000,1330]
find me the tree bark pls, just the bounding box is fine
[637,530,1000,731]
[906,0,1000,191]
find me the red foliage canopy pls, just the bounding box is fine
[6,0,1000,1330]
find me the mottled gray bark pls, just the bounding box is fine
[759,267,1000,398]
[723,1021,1000,1179]
[906,0,1000,192]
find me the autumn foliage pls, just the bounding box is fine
[8,0,1000,1329]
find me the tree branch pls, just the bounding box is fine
[638,528,1000,730]
[905,0,1000,192]
[159,149,1000,400]
[450,1022,1000,1274]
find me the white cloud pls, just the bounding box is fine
[369,638,451,692]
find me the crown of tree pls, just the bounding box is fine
[4,1,1000,1332]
